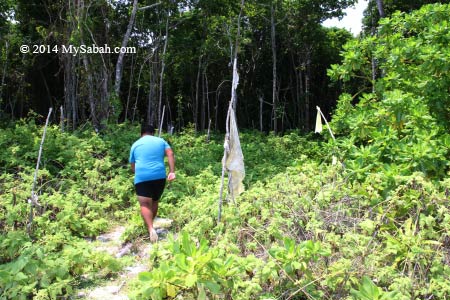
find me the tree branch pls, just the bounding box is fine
[138,2,161,11]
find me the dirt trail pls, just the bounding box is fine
[77,218,173,300]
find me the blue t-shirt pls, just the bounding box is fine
[129,135,171,184]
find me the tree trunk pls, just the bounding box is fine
[63,1,78,130]
[304,51,311,131]
[205,71,210,129]
[114,0,139,98]
[194,55,202,131]
[290,51,301,128]
[124,53,136,122]
[133,51,157,123]
[270,4,278,134]
[298,59,305,130]
[215,83,221,131]
[259,95,263,132]
[371,2,379,91]
[78,0,99,129]
[147,60,157,124]
[376,0,385,18]
[158,15,169,129]
[201,69,206,131]
[82,53,100,130]
[0,40,8,103]
[63,53,77,130]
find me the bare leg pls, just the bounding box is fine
[152,200,158,220]
[138,196,158,242]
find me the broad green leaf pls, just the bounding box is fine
[202,280,221,294]
[138,271,153,282]
[185,273,198,287]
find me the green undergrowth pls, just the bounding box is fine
[129,158,450,299]
[0,119,322,299]
[1,113,450,299]
[0,120,137,299]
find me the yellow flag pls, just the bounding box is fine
[315,109,322,133]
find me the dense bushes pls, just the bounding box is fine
[1,117,449,299]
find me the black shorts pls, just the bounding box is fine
[135,179,166,200]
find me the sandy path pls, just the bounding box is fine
[77,218,172,299]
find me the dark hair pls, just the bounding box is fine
[141,124,155,135]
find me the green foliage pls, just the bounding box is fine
[329,3,450,183]
[131,231,241,300]
[350,276,400,300]
[0,232,120,299]
[0,122,134,299]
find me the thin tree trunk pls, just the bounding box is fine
[147,60,157,124]
[194,56,202,131]
[214,80,228,130]
[259,95,263,132]
[305,52,311,131]
[376,0,385,18]
[201,70,206,130]
[101,66,110,121]
[114,0,139,98]
[215,88,220,131]
[133,51,157,123]
[205,71,210,129]
[270,4,278,134]
[371,3,378,91]
[84,19,109,125]
[158,15,169,129]
[82,53,99,130]
[0,41,8,102]
[290,51,301,128]
[63,53,77,130]
[63,1,78,130]
[125,53,136,122]
[299,60,305,129]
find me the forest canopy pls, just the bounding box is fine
[2,0,358,132]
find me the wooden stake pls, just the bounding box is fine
[27,107,52,235]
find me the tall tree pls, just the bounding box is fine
[114,0,139,100]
